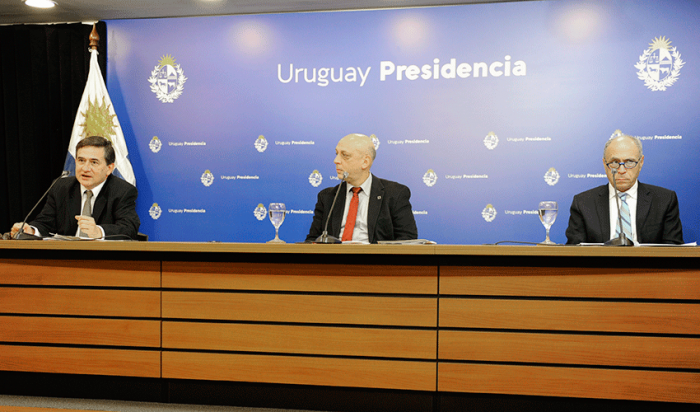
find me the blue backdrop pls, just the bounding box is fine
[106,0,699,244]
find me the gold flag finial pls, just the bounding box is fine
[89,24,99,51]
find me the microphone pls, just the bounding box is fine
[315,171,348,244]
[603,168,633,246]
[13,170,70,240]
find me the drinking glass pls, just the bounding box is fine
[267,203,286,243]
[538,201,558,245]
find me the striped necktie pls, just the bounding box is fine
[615,192,633,241]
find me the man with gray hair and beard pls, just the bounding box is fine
[306,133,417,244]
[565,132,683,244]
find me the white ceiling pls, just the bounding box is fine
[1,0,535,25]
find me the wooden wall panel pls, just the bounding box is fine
[439,298,700,334]
[0,344,160,378]
[162,351,435,391]
[440,266,700,299]
[0,316,160,347]
[438,363,700,404]
[439,330,700,369]
[163,321,435,359]
[0,288,160,318]
[0,407,63,412]
[0,407,89,412]
[162,261,437,294]
[0,259,160,288]
[163,292,436,327]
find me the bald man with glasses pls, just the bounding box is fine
[565,133,683,245]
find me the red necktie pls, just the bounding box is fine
[341,187,362,242]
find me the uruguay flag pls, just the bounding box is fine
[63,45,135,186]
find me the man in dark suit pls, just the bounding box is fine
[11,136,140,239]
[565,133,683,244]
[306,133,417,244]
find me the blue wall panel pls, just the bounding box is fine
[106,0,700,244]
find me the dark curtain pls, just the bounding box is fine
[0,22,107,233]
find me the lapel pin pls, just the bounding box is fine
[377,196,382,200]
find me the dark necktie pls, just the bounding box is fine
[341,187,362,242]
[79,190,93,237]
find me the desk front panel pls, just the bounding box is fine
[0,258,161,378]
[161,260,439,390]
[2,243,699,402]
[438,264,700,404]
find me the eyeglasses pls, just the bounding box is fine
[606,160,639,170]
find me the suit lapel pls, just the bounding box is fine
[595,185,611,241]
[367,175,384,244]
[330,182,347,237]
[92,177,109,222]
[635,182,652,239]
[68,180,82,235]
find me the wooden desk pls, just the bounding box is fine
[1,242,698,405]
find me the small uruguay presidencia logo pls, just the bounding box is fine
[254,203,267,221]
[149,136,162,153]
[201,170,214,187]
[635,36,684,91]
[482,204,497,222]
[423,169,438,187]
[610,129,624,140]
[544,167,559,186]
[255,135,268,153]
[149,203,162,220]
[309,170,323,187]
[148,54,187,103]
[484,132,499,150]
[370,134,380,151]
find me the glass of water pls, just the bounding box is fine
[267,203,286,243]
[538,201,558,245]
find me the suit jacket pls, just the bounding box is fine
[565,182,683,244]
[30,174,140,239]
[306,174,418,244]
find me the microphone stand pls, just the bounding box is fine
[13,171,70,240]
[315,172,348,244]
[603,168,633,246]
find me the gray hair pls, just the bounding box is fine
[366,141,377,161]
[603,133,643,159]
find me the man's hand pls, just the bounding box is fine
[11,222,35,237]
[75,216,102,239]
